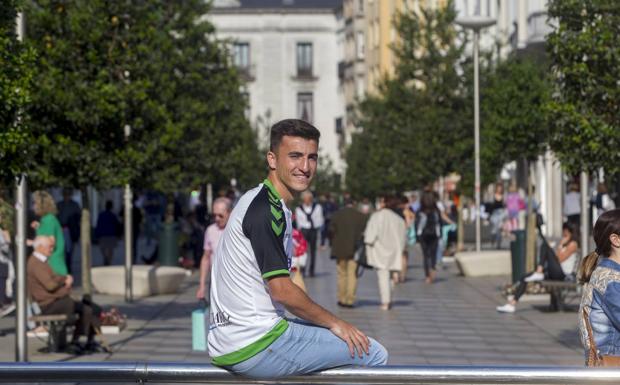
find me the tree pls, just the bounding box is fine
[346,1,470,198]
[481,56,551,267]
[127,1,263,192]
[546,0,620,176]
[0,1,36,186]
[24,1,260,291]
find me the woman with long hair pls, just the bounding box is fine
[416,191,441,284]
[32,191,68,275]
[496,221,579,313]
[578,209,620,365]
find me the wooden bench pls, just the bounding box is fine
[29,314,73,353]
[540,280,580,311]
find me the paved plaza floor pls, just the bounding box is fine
[0,242,585,383]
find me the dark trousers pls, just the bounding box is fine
[514,243,565,301]
[321,220,330,246]
[301,228,318,277]
[41,296,98,342]
[567,214,580,229]
[420,237,438,277]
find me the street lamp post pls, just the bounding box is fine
[456,16,496,253]
[124,124,133,303]
[14,11,28,362]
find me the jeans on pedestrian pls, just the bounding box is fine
[226,319,388,378]
[301,229,318,277]
[420,237,438,277]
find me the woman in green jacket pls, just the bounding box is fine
[32,191,68,275]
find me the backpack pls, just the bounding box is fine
[419,211,439,241]
[301,203,318,229]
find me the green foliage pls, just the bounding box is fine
[481,56,551,169]
[546,0,620,175]
[0,197,15,234]
[23,0,261,192]
[0,0,36,185]
[346,1,469,198]
[312,155,342,194]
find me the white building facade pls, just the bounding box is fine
[209,0,346,172]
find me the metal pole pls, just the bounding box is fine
[14,11,28,363]
[1,363,620,384]
[581,171,589,257]
[124,184,133,302]
[14,177,27,362]
[474,29,481,253]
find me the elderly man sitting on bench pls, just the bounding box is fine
[27,235,101,353]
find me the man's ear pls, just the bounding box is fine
[267,151,277,170]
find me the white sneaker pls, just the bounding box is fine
[524,272,545,282]
[0,302,15,317]
[496,303,515,313]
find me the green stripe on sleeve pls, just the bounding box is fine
[211,319,289,366]
[262,269,290,279]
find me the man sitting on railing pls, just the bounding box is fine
[27,235,102,353]
[208,120,388,378]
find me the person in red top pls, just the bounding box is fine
[291,219,308,291]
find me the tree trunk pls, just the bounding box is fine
[525,162,537,272]
[80,187,92,295]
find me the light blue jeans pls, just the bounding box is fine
[226,320,388,378]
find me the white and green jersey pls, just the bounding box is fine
[208,179,293,366]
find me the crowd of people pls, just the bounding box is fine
[1,117,620,371]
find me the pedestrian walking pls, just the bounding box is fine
[320,193,338,249]
[364,195,406,310]
[95,201,121,266]
[595,183,616,220]
[564,183,581,228]
[208,119,387,378]
[416,191,441,284]
[329,198,367,308]
[32,190,68,275]
[144,191,163,245]
[487,184,506,249]
[195,197,231,300]
[578,209,620,366]
[295,190,324,277]
[505,184,525,231]
[56,189,81,274]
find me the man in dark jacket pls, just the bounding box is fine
[329,198,367,308]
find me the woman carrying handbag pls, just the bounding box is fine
[578,209,620,367]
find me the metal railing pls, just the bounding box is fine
[1,363,620,384]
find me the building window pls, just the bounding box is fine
[296,42,313,77]
[233,42,250,72]
[297,92,313,123]
[356,31,365,59]
[358,0,364,13]
[241,92,251,121]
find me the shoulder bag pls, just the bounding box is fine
[583,308,620,367]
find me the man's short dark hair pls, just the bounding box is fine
[270,119,320,151]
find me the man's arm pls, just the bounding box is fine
[33,266,68,293]
[196,249,212,299]
[267,276,369,358]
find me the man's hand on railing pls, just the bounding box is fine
[330,319,370,359]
